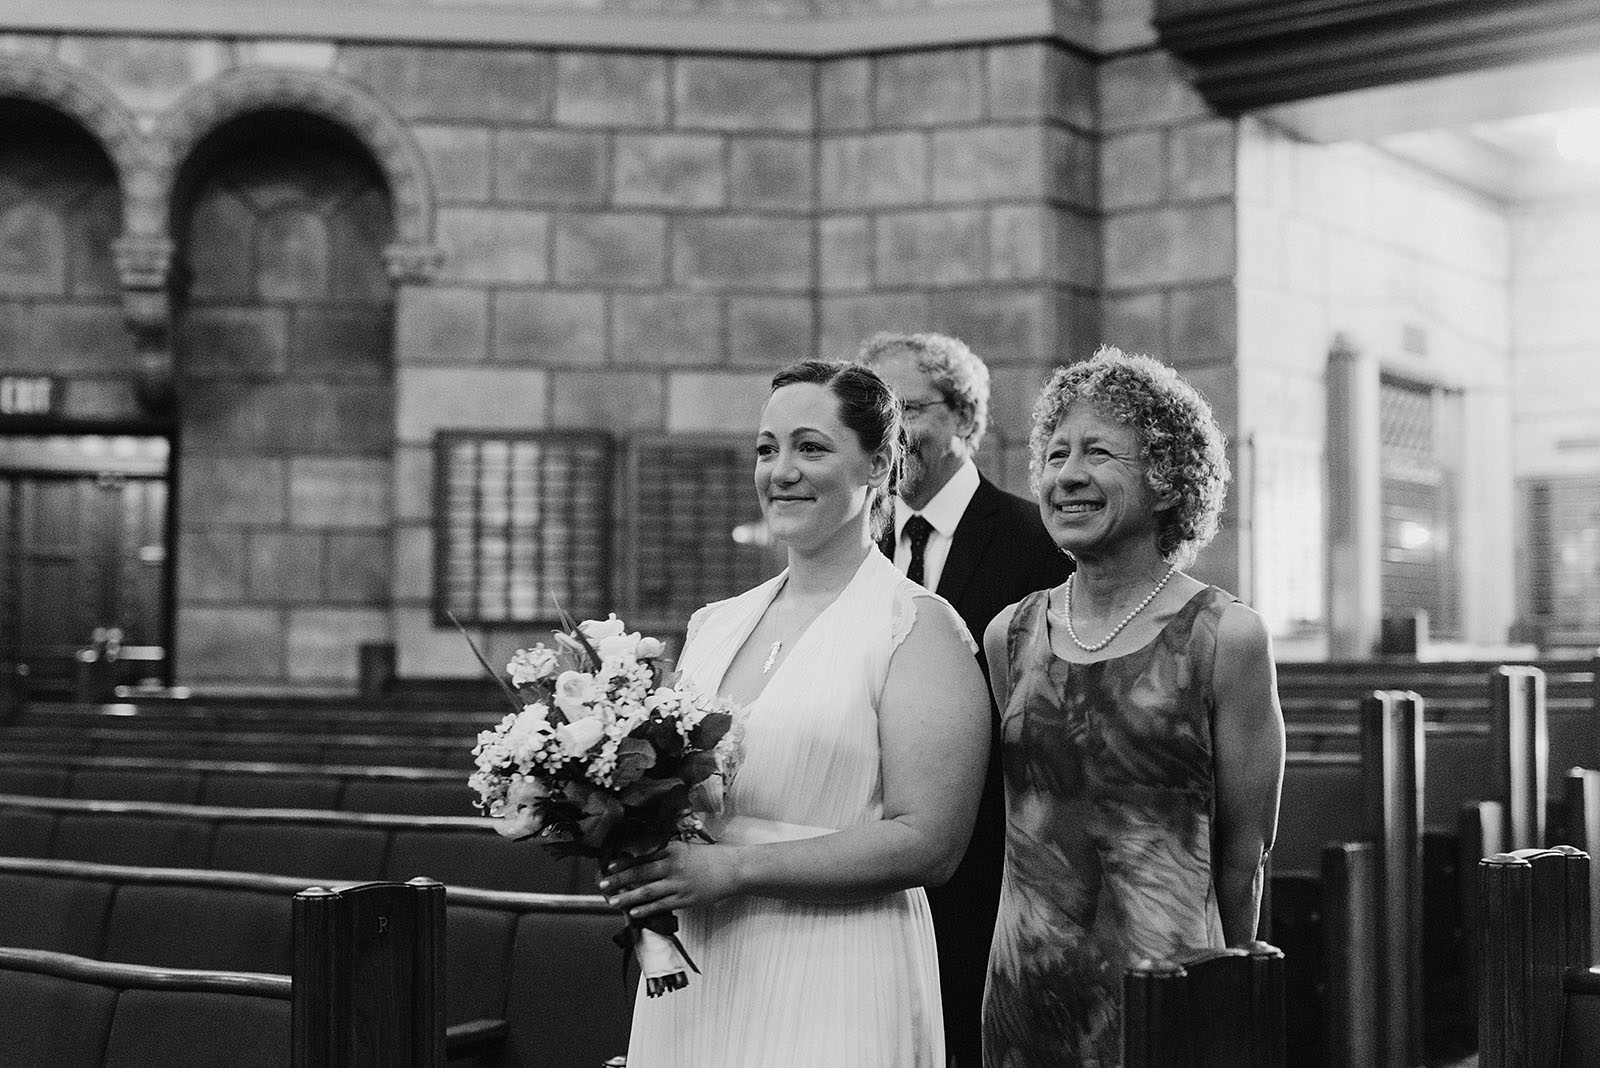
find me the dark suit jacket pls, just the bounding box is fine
[879,473,1072,1062]
[878,475,1073,907]
[878,472,1071,676]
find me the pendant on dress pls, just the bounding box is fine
[761,639,782,674]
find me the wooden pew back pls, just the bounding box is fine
[0,856,633,1066]
[1561,769,1600,960]
[1563,966,1600,1068]
[0,722,472,768]
[9,698,486,735]
[1123,942,1285,1068]
[0,946,292,1068]
[295,878,445,1068]
[0,754,479,816]
[1478,846,1592,1068]
[0,793,588,893]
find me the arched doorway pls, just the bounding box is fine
[169,109,397,688]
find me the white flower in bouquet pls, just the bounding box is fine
[458,609,742,999]
[555,715,607,758]
[596,630,644,663]
[554,670,604,720]
[494,777,549,839]
[507,646,559,685]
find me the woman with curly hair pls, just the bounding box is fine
[980,346,1285,1068]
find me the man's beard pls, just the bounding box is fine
[898,441,932,501]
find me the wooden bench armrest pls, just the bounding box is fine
[446,1017,510,1054]
[0,945,292,997]
[1568,965,1600,995]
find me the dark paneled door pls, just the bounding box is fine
[0,437,170,693]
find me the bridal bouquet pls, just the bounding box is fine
[464,613,740,997]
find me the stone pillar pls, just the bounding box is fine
[383,240,444,682]
[113,233,177,416]
[1326,332,1382,658]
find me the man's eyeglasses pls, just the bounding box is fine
[901,398,949,417]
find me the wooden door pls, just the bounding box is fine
[0,435,170,693]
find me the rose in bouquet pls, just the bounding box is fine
[464,613,741,996]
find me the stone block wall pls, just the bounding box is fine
[172,131,397,687]
[0,16,1247,686]
[816,42,1103,495]
[1097,45,1242,592]
[0,124,134,416]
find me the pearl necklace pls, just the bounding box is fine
[1059,563,1178,653]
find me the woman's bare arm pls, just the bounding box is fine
[1210,600,1286,945]
[983,602,1019,715]
[603,596,990,917]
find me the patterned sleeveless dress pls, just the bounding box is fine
[982,585,1233,1068]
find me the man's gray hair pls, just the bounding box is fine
[857,331,990,453]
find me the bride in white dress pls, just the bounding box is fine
[600,359,991,1068]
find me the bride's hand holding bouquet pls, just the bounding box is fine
[464,612,742,997]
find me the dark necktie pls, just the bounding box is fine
[903,514,935,588]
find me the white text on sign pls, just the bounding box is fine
[0,377,54,416]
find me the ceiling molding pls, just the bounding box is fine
[1154,0,1600,113]
[0,0,1150,56]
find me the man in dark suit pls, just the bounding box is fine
[861,332,1072,1068]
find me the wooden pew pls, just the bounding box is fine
[0,753,477,816]
[295,878,445,1068]
[1561,965,1600,1068]
[10,697,486,735]
[1311,690,1424,1068]
[0,793,590,894]
[1490,666,1550,850]
[1477,847,1593,1068]
[0,946,292,1068]
[1277,656,1596,718]
[1123,941,1285,1068]
[0,856,632,1068]
[0,878,444,1068]
[1559,769,1600,981]
[0,722,473,768]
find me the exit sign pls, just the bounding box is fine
[0,376,59,416]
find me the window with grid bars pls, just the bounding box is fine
[434,432,782,630]
[621,436,782,631]
[434,432,613,625]
[1378,376,1460,639]
[1520,475,1600,642]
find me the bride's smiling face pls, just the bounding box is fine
[756,383,888,551]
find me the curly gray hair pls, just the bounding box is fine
[1028,345,1230,567]
[857,331,990,453]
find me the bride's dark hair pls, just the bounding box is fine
[769,359,905,537]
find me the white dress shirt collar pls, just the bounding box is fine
[894,458,980,540]
[890,460,980,591]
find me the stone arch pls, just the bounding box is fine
[149,66,441,280]
[0,53,144,205]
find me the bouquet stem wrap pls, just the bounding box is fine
[617,914,700,998]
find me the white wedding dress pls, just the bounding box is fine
[624,550,950,1068]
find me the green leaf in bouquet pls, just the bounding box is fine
[679,750,721,787]
[687,711,731,751]
[618,775,682,810]
[633,718,683,759]
[611,737,658,789]
[575,791,625,850]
